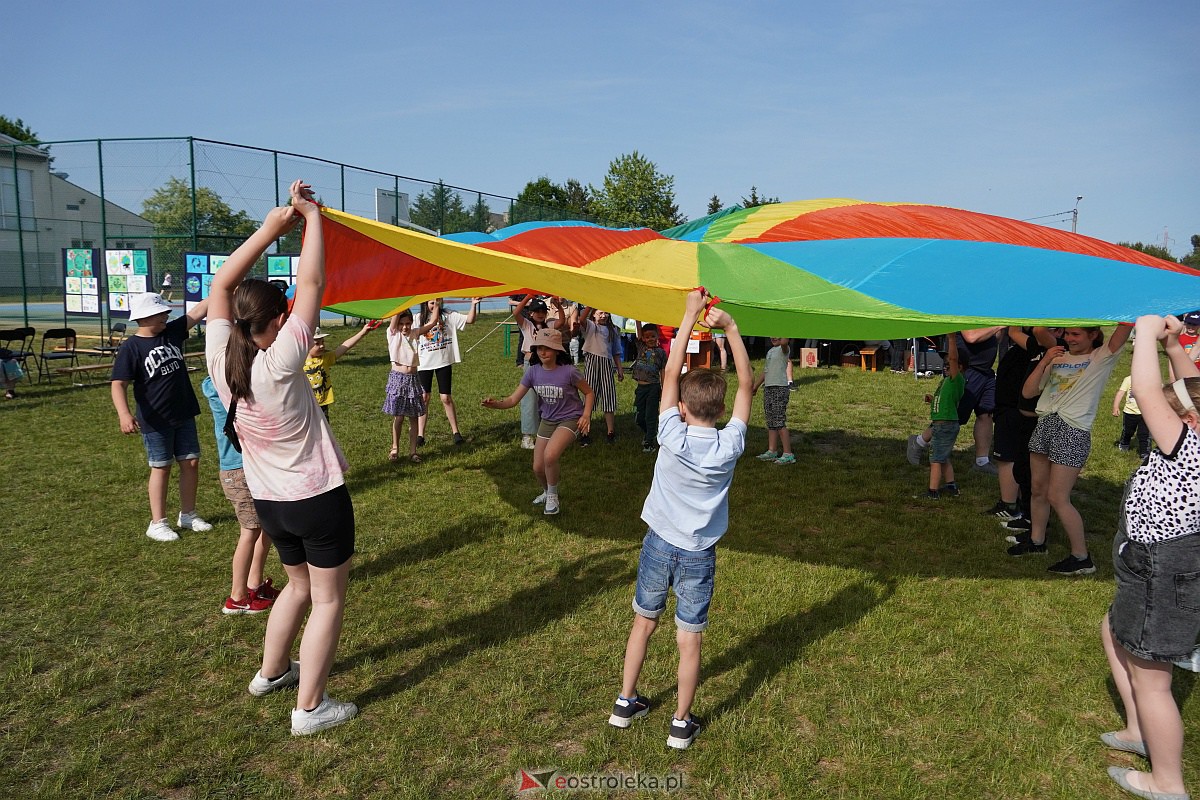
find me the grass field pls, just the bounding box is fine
[2,317,1194,799]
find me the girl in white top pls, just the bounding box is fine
[205,180,357,736]
[1015,324,1131,574]
[1101,314,1200,800]
[415,297,479,446]
[383,309,435,463]
[572,305,624,444]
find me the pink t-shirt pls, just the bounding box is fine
[206,316,348,502]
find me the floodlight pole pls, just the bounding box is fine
[1072,196,1083,233]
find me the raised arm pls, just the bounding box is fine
[1163,315,1200,380]
[1107,322,1133,355]
[960,326,1004,344]
[286,182,325,331]
[1131,315,1185,447]
[334,320,376,358]
[660,290,707,411]
[464,297,480,325]
[705,307,752,424]
[547,297,567,330]
[208,180,306,322]
[185,297,210,329]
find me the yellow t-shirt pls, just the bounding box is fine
[304,352,338,407]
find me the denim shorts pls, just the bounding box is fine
[632,529,717,633]
[1110,524,1200,662]
[142,419,201,468]
[928,420,960,464]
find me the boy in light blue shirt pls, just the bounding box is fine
[608,289,753,749]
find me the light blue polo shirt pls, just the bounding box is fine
[640,407,747,551]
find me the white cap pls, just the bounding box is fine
[128,292,173,322]
[313,326,328,339]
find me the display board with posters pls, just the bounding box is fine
[184,253,299,315]
[62,248,102,316]
[104,248,152,318]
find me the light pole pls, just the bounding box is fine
[1072,195,1083,233]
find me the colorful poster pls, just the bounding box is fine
[186,253,208,274]
[103,248,151,319]
[62,248,101,318]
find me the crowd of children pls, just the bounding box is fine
[98,187,1199,791]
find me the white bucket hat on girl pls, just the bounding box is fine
[531,328,565,352]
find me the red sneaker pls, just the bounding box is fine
[223,595,272,615]
[251,578,281,601]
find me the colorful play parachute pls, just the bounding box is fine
[318,200,1200,338]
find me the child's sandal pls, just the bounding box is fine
[388,448,399,462]
[409,454,422,464]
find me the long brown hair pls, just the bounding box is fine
[226,279,287,401]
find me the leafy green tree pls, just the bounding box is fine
[510,176,592,224]
[707,195,723,215]
[1118,241,1178,263]
[410,182,472,234]
[469,195,493,232]
[141,177,258,276]
[1181,234,1200,270]
[741,186,780,208]
[1,115,52,164]
[589,151,686,230]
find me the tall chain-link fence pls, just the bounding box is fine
[1,136,599,327]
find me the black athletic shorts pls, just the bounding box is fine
[254,484,355,569]
[418,365,454,396]
[991,406,1037,463]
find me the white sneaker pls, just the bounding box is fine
[291,696,358,735]
[178,511,213,532]
[544,495,560,515]
[145,519,179,542]
[248,660,300,696]
[532,491,547,505]
[520,435,536,450]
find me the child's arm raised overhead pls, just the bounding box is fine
[706,307,753,425]
[1107,322,1133,355]
[1131,315,1186,447]
[660,289,707,412]
[285,182,326,332]
[185,297,210,329]
[208,179,306,323]
[548,297,566,330]
[1162,315,1199,381]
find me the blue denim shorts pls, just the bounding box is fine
[142,419,201,468]
[632,529,717,633]
[1110,524,1200,662]
[928,420,960,464]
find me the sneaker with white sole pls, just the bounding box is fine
[755,450,779,461]
[774,453,796,465]
[1047,554,1096,576]
[291,696,358,735]
[520,435,536,450]
[544,495,560,515]
[248,660,300,696]
[532,491,547,505]
[178,511,212,532]
[608,693,650,728]
[145,519,179,542]
[667,715,701,750]
[223,595,272,615]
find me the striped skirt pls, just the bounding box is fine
[583,352,618,413]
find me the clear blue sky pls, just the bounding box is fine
[7,1,1198,255]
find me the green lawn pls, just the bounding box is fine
[2,318,1192,799]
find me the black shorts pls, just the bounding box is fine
[254,484,355,569]
[957,368,996,423]
[991,407,1037,463]
[418,365,454,396]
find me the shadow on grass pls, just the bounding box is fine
[349,516,488,582]
[703,577,896,721]
[345,547,635,705]
[462,422,1131,583]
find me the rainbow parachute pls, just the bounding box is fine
[318,199,1199,337]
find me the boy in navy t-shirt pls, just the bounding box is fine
[111,292,211,542]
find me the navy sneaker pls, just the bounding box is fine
[608,694,650,728]
[667,715,701,749]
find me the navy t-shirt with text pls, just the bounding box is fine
[111,316,200,430]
